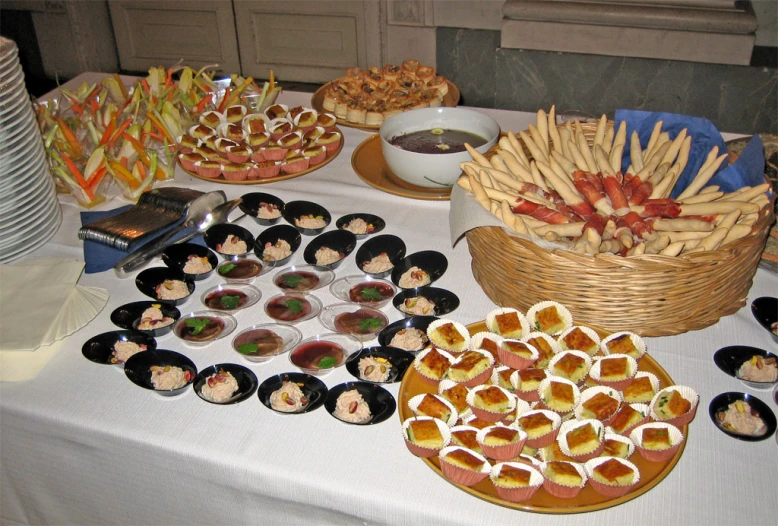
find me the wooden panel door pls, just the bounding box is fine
[109,0,240,75]
[233,0,382,83]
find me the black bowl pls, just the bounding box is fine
[135,267,195,306]
[390,250,448,289]
[161,242,218,281]
[751,297,778,345]
[324,381,396,425]
[283,200,331,235]
[708,392,777,442]
[204,223,255,258]
[713,345,778,388]
[124,349,197,397]
[345,346,415,384]
[193,363,258,405]
[335,213,385,239]
[355,234,406,278]
[111,301,181,337]
[303,229,357,270]
[240,192,286,226]
[255,224,302,267]
[378,315,438,352]
[393,286,460,318]
[257,372,328,414]
[82,330,157,366]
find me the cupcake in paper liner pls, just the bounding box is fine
[538,439,576,463]
[541,460,588,499]
[413,347,454,386]
[590,354,639,391]
[600,432,635,460]
[467,384,517,422]
[500,397,532,426]
[469,331,502,362]
[477,424,528,461]
[584,456,640,498]
[491,365,517,393]
[438,379,472,419]
[515,453,544,470]
[574,385,623,426]
[408,393,459,427]
[607,403,650,436]
[402,416,452,458]
[485,307,529,340]
[521,331,562,369]
[444,349,495,388]
[489,461,544,503]
[526,301,573,336]
[426,318,471,354]
[498,339,539,371]
[449,425,484,454]
[601,331,647,361]
[558,418,606,462]
[547,350,592,386]
[517,409,561,448]
[556,325,602,357]
[514,368,546,402]
[537,376,581,418]
[621,372,660,405]
[460,413,498,430]
[649,385,699,427]
[438,446,492,487]
[630,422,685,463]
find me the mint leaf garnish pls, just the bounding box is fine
[186,318,209,335]
[284,299,303,314]
[358,317,383,331]
[238,343,258,355]
[360,287,382,301]
[282,274,304,288]
[220,295,241,309]
[317,356,337,369]
[219,263,236,275]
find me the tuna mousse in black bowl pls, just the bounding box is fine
[124,349,197,398]
[283,200,331,236]
[355,234,406,279]
[255,224,302,267]
[303,229,357,270]
[135,267,195,306]
[240,192,285,226]
[288,333,362,377]
[390,250,447,290]
[162,242,218,281]
[111,301,181,338]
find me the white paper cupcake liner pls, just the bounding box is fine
[408,393,459,427]
[547,350,592,385]
[485,307,529,340]
[556,325,602,356]
[526,301,573,336]
[426,318,471,353]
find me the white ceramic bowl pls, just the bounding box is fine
[379,107,500,188]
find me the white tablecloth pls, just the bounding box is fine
[1,74,776,526]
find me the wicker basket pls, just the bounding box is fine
[466,124,775,336]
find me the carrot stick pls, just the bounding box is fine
[195,93,212,113]
[87,167,109,193]
[87,165,107,185]
[60,152,89,189]
[218,87,231,112]
[56,117,83,158]
[140,78,150,94]
[114,73,129,100]
[99,118,117,146]
[135,159,146,179]
[108,161,139,188]
[108,118,133,149]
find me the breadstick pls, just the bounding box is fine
[566,140,590,172]
[559,127,572,161]
[678,191,724,204]
[489,154,510,175]
[593,115,607,148]
[529,161,547,191]
[645,234,670,254]
[652,218,715,232]
[495,149,533,183]
[548,106,562,152]
[697,227,729,251]
[714,208,741,230]
[551,150,578,178]
[534,222,585,237]
[507,131,531,168]
[629,131,644,172]
[601,126,615,156]
[576,132,598,174]
[594,145,616,176]
[519,129,548,164]
[634,142,672,182]
[644,132,670,163]
[498,137,527,169]
[549,156,576,187]
[529,124,549,158]
[490,201,500,216]
[599,239,623,254]
[643,121,663,162]
[720,224,752,246]
[719,183,770,203]
[468,173,490,208]
[464,143,492,168]
[676,153,727,199]
[536,161,585,207]
[500,199,518,231]
[628,242,646,256]
[536,110,549,152]
[700,185,721,194]
[665,230,714,242]
[659,241,685,257]
[609,143,624,175]
[660,129,687,166]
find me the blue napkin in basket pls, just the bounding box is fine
[614,110,766,198]
[80,206,206,274]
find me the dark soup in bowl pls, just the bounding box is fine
[388,128,487,154]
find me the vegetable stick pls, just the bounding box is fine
[519,129,548,163]
[576,132,598,174]
[593,115,607,148]
[676,153,727,199]
[548,107,562,153]
[643,121,663,162]
[629,131,644,173]
[507,132,531,168]
[536,110,549,152]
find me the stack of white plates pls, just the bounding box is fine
[0,37,61,263]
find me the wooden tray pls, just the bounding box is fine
[177,128,344,185]
[311,81,460,131]
[351,134,451,201]
[397,320,688,514]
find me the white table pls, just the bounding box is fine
[1,73,776,526]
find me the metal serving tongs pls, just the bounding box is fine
[114,194,244,278]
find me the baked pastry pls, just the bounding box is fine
[535,305,566,334]
[544,461,583,487]
[439,382,470,414]
[446,351,491,382]
[602,438,631,459]
[441,448,486,471]
[451,428,482,453]
[598,356,630,382]
[493,464,532,488]
[525,334,556,368]
[543,380,576,412]
[495,368,516,390]
[495,311,523,338]
[407,419,445,449]
[591,458,635,485]
[518,412,554,439]
[429,322,468,352]
[653,390,691,420]
[539,442,575,462]
[516,368,546,392]
[609,404,645,434]
[565,423,601,455]
[641,427,672,450]
[501,341,535,359]
[477,336,501,360]
[416,348,451,380]
[605,333,641,359]
[472,386,512,413]
[559,327,599,355]
[580,392,620,421]
[550,352,589,384]
[483,426,520,446]
[622,375,656,403]
[416,394,453,422]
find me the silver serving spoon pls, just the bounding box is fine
[114,195,243,278]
